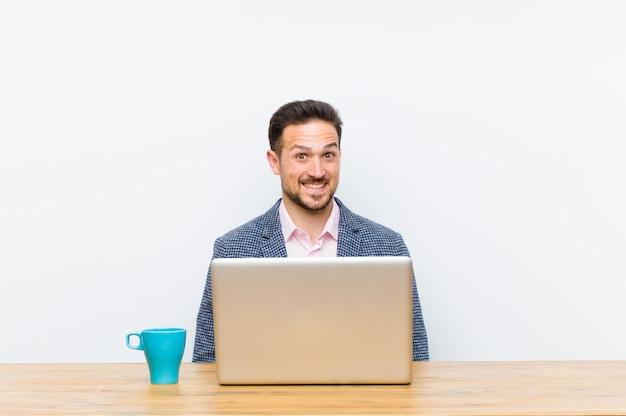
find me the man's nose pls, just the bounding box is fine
[307,157,325,178]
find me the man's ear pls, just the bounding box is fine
[266,149,281,175]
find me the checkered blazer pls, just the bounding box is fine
[192,198,429,362]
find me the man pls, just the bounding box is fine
[192,100,429,361]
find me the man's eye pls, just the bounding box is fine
[324,152,334,158]
[296,154,306,160]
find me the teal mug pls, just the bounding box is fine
[126,328,186,384]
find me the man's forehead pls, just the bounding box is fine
[284,133,339,149]
[283,121,339,141]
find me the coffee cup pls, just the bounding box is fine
[126,328,186,384]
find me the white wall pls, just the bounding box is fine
[1,0,625,363]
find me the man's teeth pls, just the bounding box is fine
[304,183,324,189]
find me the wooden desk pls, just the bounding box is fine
[1,361,625,415]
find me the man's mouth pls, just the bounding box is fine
[303,182,326,189]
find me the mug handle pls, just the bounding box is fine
[126,332,143,350]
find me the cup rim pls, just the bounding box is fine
[142,328,186,333]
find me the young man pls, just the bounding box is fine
[192,100,429,361]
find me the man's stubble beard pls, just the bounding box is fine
[282,182,337,212]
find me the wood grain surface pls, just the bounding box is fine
[1,361,625,415]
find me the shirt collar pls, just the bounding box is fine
[279,198,340,242]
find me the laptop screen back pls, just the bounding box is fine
[211,256,414,385]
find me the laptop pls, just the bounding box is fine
[211,256,414,385]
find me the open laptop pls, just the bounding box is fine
[211,256,414,385]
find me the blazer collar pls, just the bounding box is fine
[336,198,363,257]
[260,198,362,258]
[260,199,287,258]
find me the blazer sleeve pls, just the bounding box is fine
[393,233,429,361]
[191,236,227,362]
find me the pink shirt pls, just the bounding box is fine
[279,199,339,257]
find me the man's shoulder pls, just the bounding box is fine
[337,199,402,237]
[336,198,410,256]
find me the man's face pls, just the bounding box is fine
[267,119,341,213]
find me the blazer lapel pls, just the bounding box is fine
[336,199,362,257]
[259,200,288,258]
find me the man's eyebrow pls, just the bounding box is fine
[289,142,339,152]
[290,144,312,151]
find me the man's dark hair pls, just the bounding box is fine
[268,100,343,155]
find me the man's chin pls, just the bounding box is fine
[288,194,334,212]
